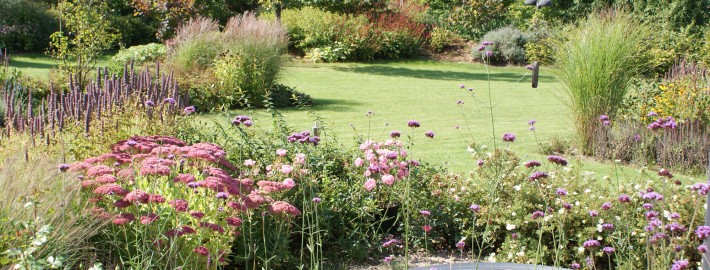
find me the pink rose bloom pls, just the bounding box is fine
[281,165,293,174]
[364,178,377,191]
[283,178,296,189]
[276,149,287,157]
[354,157,364,167]
[382,174,395,186]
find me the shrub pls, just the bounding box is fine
[110,43,167,71]
[552,10,650,155]
[429,26,461,52]
[0,0,59,52]
[277,7,346,55]
[472,26,529,64]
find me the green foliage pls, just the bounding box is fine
[552,10,650,155]
[0,0,59,52]
[49,0,119,88]
[277,5,427,61]
[110,43,166,72]
[428,26,461,52]
[422,0,513,40]
[472,26,529,64]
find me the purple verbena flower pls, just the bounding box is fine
[425,131,435,139]
[407,120,420,128]
[547,155,568,166]
[602,246,615,254]
[583,239,600,250]
[555,188,568,196]
[529,171,548,181]
[502,133,516,142]
[524,160,541,168]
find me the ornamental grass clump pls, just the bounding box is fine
[65,135,300,269]
[553,10,651,155]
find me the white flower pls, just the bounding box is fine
[506,224,517,230]
[544,215,553,222]
[596,224,603,232]
[584,189,591,193]
[578,247,585,253]
[512,212,517,216]
[513,185,521,191]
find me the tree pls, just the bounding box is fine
[49,0,118,88]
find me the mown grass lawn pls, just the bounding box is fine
[7,52,114,78]
[7,54,692,179]
[204,60,661,179]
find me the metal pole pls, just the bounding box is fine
[704,151,710,270]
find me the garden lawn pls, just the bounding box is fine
[204,60,657,179]
[7,52,114,79]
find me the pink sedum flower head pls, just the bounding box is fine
[354,157,364,167]
[276,149,287,157]
[364,178,377,191]
[381,174,395,186]
[281,164,293,174]
[283,178,296,189]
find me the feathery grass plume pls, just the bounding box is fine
[552,9,650,155]
[0,147,106,268]
[166,16,223,72]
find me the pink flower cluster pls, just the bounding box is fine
[355,140,417,191]
[65,135,303,263]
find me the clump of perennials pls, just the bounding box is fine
[61,135,301,267]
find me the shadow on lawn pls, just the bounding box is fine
[277,98,364,113]
[333,64,555,83]
[8,58,56,70]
